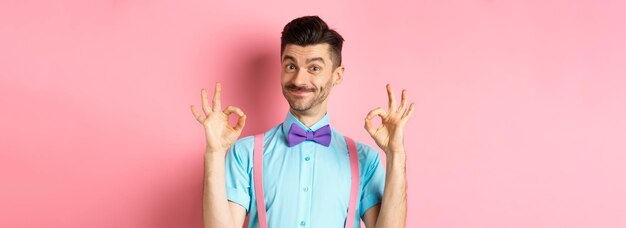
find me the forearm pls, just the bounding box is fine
[376,152,407,228]
[203,150,235,228]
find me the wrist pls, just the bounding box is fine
[386,150,406,158]
[386,152,406,168]
[384,147,405,155]
[205,148,227,157]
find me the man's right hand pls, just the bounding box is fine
[191,82,247,154]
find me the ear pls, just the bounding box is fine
[332,65,345,86]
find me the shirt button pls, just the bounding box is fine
[300,221,306,226]
[303,187,308,192]
[304,156,310,161]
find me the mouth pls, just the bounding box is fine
[287,88,313,96]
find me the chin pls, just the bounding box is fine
[290,104,310,112]
[288,101,313,112]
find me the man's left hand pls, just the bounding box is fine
[364,84,415,155]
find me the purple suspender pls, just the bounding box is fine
[253,134,361,228]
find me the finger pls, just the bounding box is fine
[402,103,416,121]
[201,88,211,114]
[190,105,203,122]
[223,105,244,116]
[387,84,397,112]
[364,117,375,136]
[366,107,388,119]
[364,107,388,135]
[223,106,246,131]
[398,89,408,114]
[235,114,247,133]
[212,82,222,112]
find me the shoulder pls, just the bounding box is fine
[331,129,382,169]
[355,141,379,157]
[231,135,255,155]
[354,140,383,168]
[225,135,255,170]
[228,124,283,161]
[344,136,384,180]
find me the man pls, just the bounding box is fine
[191,16,414,228]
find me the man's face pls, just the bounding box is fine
[281,43,343,113]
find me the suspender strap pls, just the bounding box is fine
[253,134,360,228]
[344,136,360,228]
[253,134,268,228]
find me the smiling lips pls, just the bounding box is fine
[288,88,313,96]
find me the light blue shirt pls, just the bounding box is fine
[225,111,386,228]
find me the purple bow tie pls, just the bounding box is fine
[287,123,332,147]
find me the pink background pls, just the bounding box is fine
[2,0,625,227]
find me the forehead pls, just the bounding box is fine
[282,43,331,62]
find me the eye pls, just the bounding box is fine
[310,66,321,72]
[285,64,296,72]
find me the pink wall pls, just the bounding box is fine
[2,0,625,227]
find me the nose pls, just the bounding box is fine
[291,68,309,86]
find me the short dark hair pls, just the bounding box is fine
[280,16,345,69]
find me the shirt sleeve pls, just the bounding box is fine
[357,143,386,218]
[224,136,254,213]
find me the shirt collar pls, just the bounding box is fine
[281,110,331,137]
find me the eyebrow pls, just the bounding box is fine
[282,55,326,65]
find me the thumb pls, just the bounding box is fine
[364,107,387,136]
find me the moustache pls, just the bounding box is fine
[285,84,316,92]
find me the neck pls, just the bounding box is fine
[290,106,327,128]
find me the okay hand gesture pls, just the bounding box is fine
[191,83,247,154]
[364,84,415,154]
